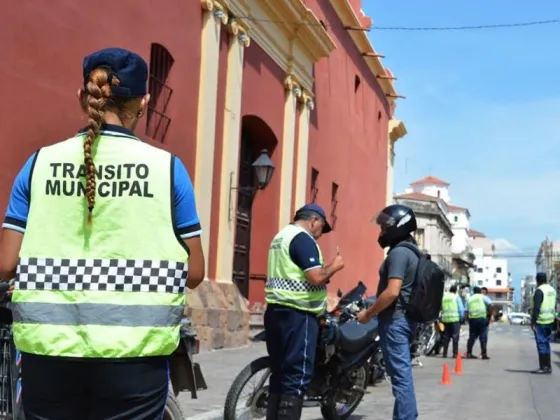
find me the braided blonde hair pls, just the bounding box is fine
[82,68,120,224]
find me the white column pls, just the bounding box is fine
[195,0,227,273]
[293,91,314,210]
[215,23,250,282]
[277,76,299,230]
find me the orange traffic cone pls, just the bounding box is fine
[454,353,463,375]
[440,363,452,385]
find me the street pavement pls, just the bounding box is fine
[179,324,560,419]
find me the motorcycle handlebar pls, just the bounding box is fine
[0,282,10,294]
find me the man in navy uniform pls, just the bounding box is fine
[264,204,344,419]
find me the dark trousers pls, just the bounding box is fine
[535,323,554,355]
[21,353,169,420]
[264,304,319,397]
[442,322,460,356]
[467,318,489,354]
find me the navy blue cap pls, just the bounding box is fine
[296,203,332,234]
[83,48,148,98]
[536,272,547,283]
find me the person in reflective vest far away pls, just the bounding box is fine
[441,285,465,358]
[530,272,557,374]
[466,286,493,360]
[0,47,205,419]
[264,203,344,420]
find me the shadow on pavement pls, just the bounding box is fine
[504,368,537,373]
[307,416,367,420]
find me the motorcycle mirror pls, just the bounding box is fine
[337,289,343,298]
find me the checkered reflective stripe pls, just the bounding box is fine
[265,277,326,292]
[16,258,188,294]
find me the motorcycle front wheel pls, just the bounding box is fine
[423,327,437,356]
[320,364,369,420]
[224,356,271,420]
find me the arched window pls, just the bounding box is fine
[147,43,174,143]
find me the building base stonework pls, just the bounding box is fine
[185,280,250,350]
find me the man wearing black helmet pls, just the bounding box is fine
[357,204,419,420]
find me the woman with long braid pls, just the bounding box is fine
[0,48,205,419]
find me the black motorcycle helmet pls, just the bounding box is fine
[375,204,417,249]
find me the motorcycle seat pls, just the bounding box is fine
[338,318,378,354]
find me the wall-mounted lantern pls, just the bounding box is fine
[228,149,275,222]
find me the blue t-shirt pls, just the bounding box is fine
[2,125,202,239]
[455,295,466,321]
[288,231,322,272]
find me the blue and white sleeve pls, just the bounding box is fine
[173,156,203,239]
[2,153,36,233]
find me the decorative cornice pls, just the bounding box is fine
[228,20,251,47]
[201,0,229,25]
[226,0,336,91]
[330,0,403,105]
[284,74,315,110]
[200,0,214,11]
[389,119,407,143]
[301,91,315,110]
[284,75,302,98]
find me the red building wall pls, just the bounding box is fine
[306,1,390,296]
[241,43,286,304]
[0,0,202,215]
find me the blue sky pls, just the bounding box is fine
[363,0,560,302]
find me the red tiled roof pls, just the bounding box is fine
[410,176,449,186]
[394,192,438,202]
[448,204,468,212]
[468,229,486,238]
[486,287,513,293]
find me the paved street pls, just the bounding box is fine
[180,324,560,419]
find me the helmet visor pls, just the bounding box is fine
[374,211,395,230]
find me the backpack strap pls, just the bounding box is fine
[394,242,422,258]
[389,242,423,312]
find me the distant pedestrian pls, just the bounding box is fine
[357,204,420,420]
[441,285,465,358]
[466,286,493,359]
[481,287,494,324]
[530,272,557,374]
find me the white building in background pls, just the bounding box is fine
[393,193,453,282]
[399,176,514,318]
[469,231,514,318]
[521,275,536,313]
[404,176,471,254]
[535,237,560,309]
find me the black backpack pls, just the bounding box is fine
[392,242,445,323]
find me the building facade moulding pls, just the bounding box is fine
[284,74,315,110]
[389,119,407,143]
[225,0,336,91]
[200,0,252,46]
[330,0,404,106]
[201,0,229,24]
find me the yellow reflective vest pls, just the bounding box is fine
[13,132,189,358]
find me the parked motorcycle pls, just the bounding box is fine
[362,296,388,385]
[423,318,445,356]
[412,316,443,357]
[223,281,377,420]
